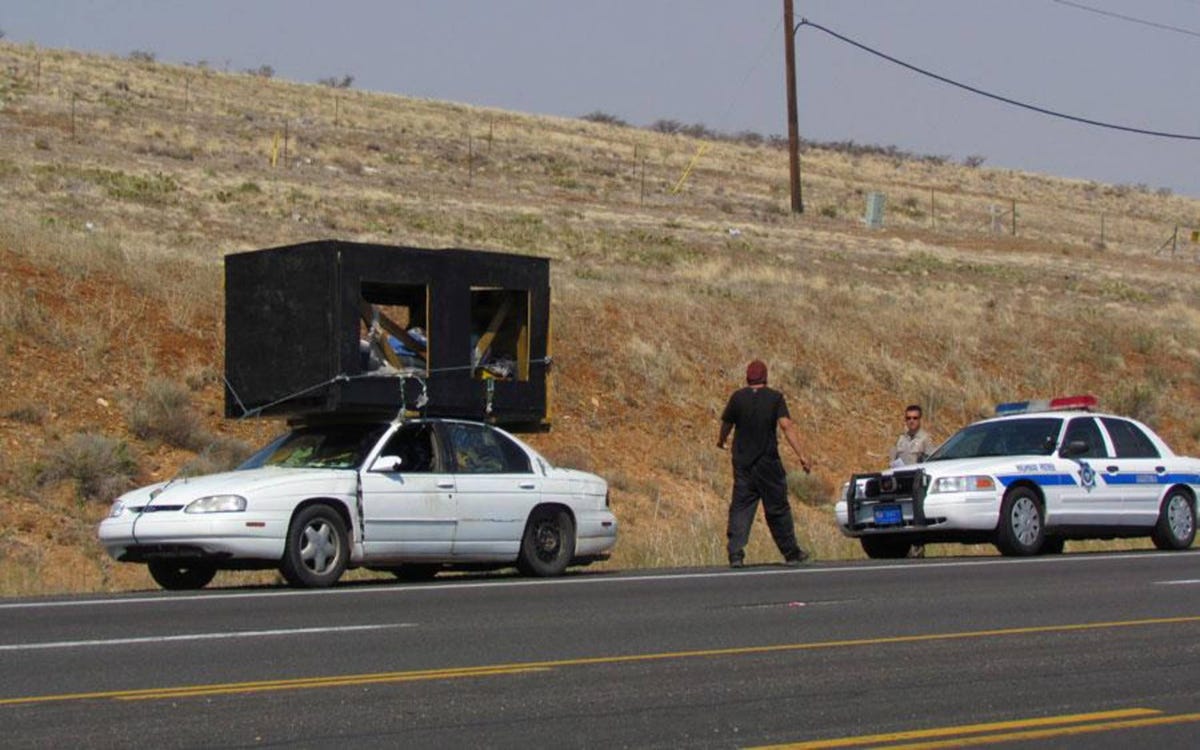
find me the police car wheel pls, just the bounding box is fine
[860,536,912,559]
[994,487,1044,556]
[1151,490,1196,551]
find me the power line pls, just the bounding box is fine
[795,18,1200,141]
[1050,0,1200,39]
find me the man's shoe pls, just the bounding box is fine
[729,559,745,569]
[783,550,810,567]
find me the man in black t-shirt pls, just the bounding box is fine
[717,359,812,568]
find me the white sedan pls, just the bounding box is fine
[99,418,617,589]
[836,396,1200,558]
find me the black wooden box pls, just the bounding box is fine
[224,240,551,430]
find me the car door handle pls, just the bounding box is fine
[1106,466,1119,473]
[436,481,455,489]
[518,482,537,490]
[1156,466,1166,473]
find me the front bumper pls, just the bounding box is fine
[99,510,289,563]
[836,470,1000,538]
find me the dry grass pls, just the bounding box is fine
[3,41,1200,593]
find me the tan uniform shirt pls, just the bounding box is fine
[890,428,936,465]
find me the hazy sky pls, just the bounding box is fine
[4,1,1200,196]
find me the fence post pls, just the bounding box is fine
[468,134,474,187]
[1011,199,1017,236]
[1100,213,1105,246]
[930,188,935,229]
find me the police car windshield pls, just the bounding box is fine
[927,417,1062,460]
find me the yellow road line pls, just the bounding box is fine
[3,614,1199,706]
[876,711,1200,749]
[750,708,1162,749]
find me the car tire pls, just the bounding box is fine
[280,504,349,588]
[147,560,217,590]
[994,487,1044,556]
[389,564,441,582]
[1151,489,1196,550]
[516,506,575,577]
[860,536,912,559]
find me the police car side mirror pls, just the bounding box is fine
[1060,440,1088,458]
[369,455,403,473]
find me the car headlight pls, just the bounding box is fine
[108,500,126,518]
[929,476,996,494]
[185,495,248,513]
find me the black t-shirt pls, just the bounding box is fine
[721,386,789,469]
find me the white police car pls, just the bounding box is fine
[99,417,617,589]
[835,395,1200,558]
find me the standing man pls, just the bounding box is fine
[717,359,812,568]
[889,404,937,558]
[890,404,937,467]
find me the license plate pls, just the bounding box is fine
[873,504,903,526]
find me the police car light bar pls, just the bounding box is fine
[994,394,1098,416]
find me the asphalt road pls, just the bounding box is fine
[3,551,1200,748]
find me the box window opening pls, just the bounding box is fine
[470,288,530,382]
[359,282,429,375]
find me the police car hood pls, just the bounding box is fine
[904,455,1047,477]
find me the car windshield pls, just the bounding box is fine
[237,424,390,470]
[927,417,1063,460]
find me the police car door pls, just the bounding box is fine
[1099,417,1166,526]
[1056,416,1117,525]
[359,422,456,559]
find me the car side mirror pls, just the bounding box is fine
[1060,440,1088,458]
[369,455,403,473]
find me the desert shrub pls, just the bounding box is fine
[127,377,207,450]
[1105,381,1159,424]
[178,435,254,476]
[787,470,835,508]
[128,49,156,63]
[318,74,354,89]
[37,432,138,502]
[580,111,627,127]
[4,403,48,424]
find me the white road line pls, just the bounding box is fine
[1156,579,1200,585]
[3,550,1197,611]
[0,623,413,652]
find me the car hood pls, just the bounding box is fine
[118,467,356,507]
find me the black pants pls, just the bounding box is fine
[727,455,801,563]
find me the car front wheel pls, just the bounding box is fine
[280,504,349,588]
[1151,490,1196,550]
[517,507,575,577]
[147,560,217,590]
[994,487,1044,556]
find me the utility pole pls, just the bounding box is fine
[784,0,803,214]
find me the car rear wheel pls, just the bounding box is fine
[860,536,912,559]
[994,487,1044,556]
[516,507,575,577]
[147,560,217,590]
[280,504,349,588]
[1151,490,1196,550]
